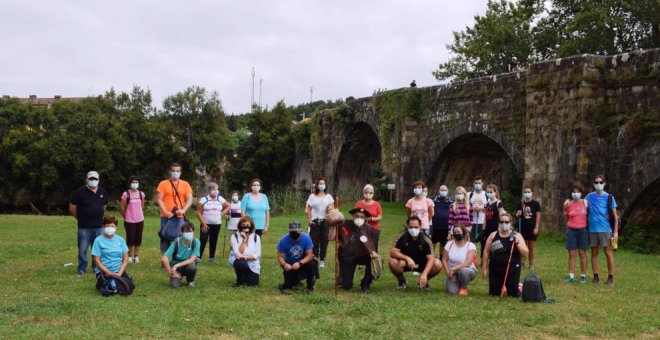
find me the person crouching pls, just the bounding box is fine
[162,222,200,288]
[277,221,317,294]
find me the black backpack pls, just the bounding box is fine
[521,272,554,303]
[99,273,135,297]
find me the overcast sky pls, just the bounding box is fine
[1,1,489,114]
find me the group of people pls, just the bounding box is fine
[69,164,619,297]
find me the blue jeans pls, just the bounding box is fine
[78,227,102,272]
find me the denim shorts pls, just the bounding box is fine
[565,227,589,250]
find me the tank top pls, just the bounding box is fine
[489,232,520,267]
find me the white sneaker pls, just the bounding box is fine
[188,281,195,287]
[319,261,325,268]
[133,256,140,264]
[128,257,134,263]
[412,271,420,276]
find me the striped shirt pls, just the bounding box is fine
[449,202,472,230]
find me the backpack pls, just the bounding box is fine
[521,272,553,303]
[99,273,135,297]
[172,237,197,262]
[124,190,144,203]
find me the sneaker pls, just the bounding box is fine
[580,275,587,284]
[77,270,85,277]
[319,260,325,268]
[128,256,134,263]
[564,276,575,283]
[529,265,535,271]
[458,288,468,296]
[188,281,195,287]
[606,277,615,286]
[593,276,600,284]
[133,256,140,264]
[412,271,420,276]
[209,257,217,264]
[397,281,407,290]
[278,284,287,294]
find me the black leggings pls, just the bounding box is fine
[310,220,329,260]
[200,224,221,259]
[124,221,144,247]
[233,259,260,286]
[488,263,521,297]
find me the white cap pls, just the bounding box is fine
[86,171,99,179]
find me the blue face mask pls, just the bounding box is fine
[318,185,326,191]
[422,191,428,197]
[594,183,605,191]
[231,195,239,202]
[456,194,465,201]
[88,180,99,188]
[439,190,448,197]
[130,183,139,190]
[171,171,181,180]
[474,184,482,191]
[486,192,495,199]
[523,192,532,199]
[413,188,422,196]
[182,232,194,241]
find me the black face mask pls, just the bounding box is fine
[289,231,300,240]
[453,233,464,241]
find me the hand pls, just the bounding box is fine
[419,275,428,288]
[613,232,618,242]
[292,262,301,270]
[201,223,209,233]
[516,210,522,217]
[264,226,269,234]
[307,220,312,226]
[176,209,186,215]
[236,255,244,260]
[283,263,292,271]
[533,227,539,236]
[165,211,174,218]
[482,268,489,279]
[447,270,456,281]
[239,231,248,239]
[406,258,416,270]
[370,251,378,259]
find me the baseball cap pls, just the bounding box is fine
[288,221,302,231]
[86,171,99,179]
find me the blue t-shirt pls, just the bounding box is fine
[277,233,313,264]
[164,237,201,265]
[91,235,128,274]
[586,192,617,233]
[241,193,270,230]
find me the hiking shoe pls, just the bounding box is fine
[606,277,615,286]
[397,281,407,290]
[529,265,535,271]
[319,261,325,268]
[564,276,575,283]
[458,288,468,296]
[580,275,587,284]
[77,270,85,277]
[592,276,600,284]
[128,256,134,263]
[133,256,140,264]
[188,281,195,287]
[209,257,217,264]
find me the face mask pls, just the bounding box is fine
[130,183,139,190]
[318,185,326,191]
[572,192,581,200]
[408,228,420,237]
[500,222,511,231]
[252,185,260,193]
[422,192,428,197]
[486,192,495,199]
[354,218,365,227]
[413,188,422,196]
[594,183,605,191]
[88,180,99,188]
[241,228,251,233]
[289,231,300,240]
[182,232,194,241]
[474,184,482,191]
[439,190,448,198]
[104,226,116,236]
[456,194,465,201]
[231,195,239,202]
[210,189,219,197]
[171,171,181,180]
[452,233,464,241]
[523,192,532,199]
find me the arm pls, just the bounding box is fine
[117,252,128,275]
[93,256,116,277]
[244,236,261,261]
[406,206,412,217]
[612,208,619,239]
[482,233,495,278]
[157,191,173,218]
[69,204,78,219]
[197,203,207,231]
[390,247,415,269]
[293,248,315,269]
[221,201,231,218]
[278,252,292,271]
[498,201,506,215]
[441,247,455,281]
[120,195,127,219]
[419,253,435,287]
[428,202,434,219]
[369,204,383,223]
[534,211,541,235]
[515,233,529,257]
[305,203,313,225]
[265,210,270,233]
[180,192,193,215]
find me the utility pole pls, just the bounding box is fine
[259,78,263,108]
[310,86,314,105]
[251,67,255,109]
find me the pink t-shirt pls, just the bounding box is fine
[406,197,434,229]
[121,190,145,223]
[565,199,588,229]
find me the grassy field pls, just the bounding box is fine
[0,202,658,339]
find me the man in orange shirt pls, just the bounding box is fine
[157,163,194,256]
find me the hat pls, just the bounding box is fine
[288,221,302,231]
[348,207,372,218]
[86,171,99,179]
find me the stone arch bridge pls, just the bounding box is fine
[300,48,660,231]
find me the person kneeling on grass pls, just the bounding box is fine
[337,207,380,293]
[277,221,317,294]
[389,216,443,291]
[162,222,200,288]
[92,215,132,295]
[229,216,261,287]
[442,223,478,295]
[482,213,528,297]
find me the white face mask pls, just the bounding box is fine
[413,188,422,196]
[408,227,420,237]
[88,180,99,188]
[104,226,116,236]
[182,232,194,241]
[231,195,239,202]
[523,192,532,199]
[594,183,605,191]
[130,183,139,190]
[456,194,465,201]
[572,192,581,200]
[353,218,365,227]
[439,190,448,197]
[252,185,260,193]
[422,192,428,197]
[500,222,511,231]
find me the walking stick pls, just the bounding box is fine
[221,217,228,258]
[335,225,339,296]
[500,233,517,298]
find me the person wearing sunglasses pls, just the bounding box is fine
[354,184,383,235]
[585,175,618,286]
[229,216,261,287]
[482,213,528,297]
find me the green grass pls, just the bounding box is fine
[1,202,658,339]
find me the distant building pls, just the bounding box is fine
[4,95,85,108]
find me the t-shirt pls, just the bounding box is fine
[306,193,334,221]
[393,230,433,265]
[431,197,452,230]
[70,185,108,229]
[228,201,242,230]
[354,200,383,229]
[445,241,477,270]
[586,192,617,233]
[484,200,503,233]
[277,233,313,264]
[164,237,201,266]
[241,193,270,230]
[157,179,193,218]
[406,197,434,229]
[199,195,227,225]
[91,235,128,274]
[121,190,145,223]
[518,200,541,229]
[469,191,488,224]
[565,199,588,229]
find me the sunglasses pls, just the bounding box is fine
[364,192,374,195]
[88,177,99,181]
[594,181,604,184]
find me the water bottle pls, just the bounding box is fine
[109,279,117,290]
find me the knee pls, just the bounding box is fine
[388,259,403,272]
[186,263,198,274]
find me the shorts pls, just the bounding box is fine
[565,227,589,250]
[521,224,538,242]
[589,232,612,248]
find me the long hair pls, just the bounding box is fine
[452,186,471,213]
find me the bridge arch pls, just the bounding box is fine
[333,121,382,198]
